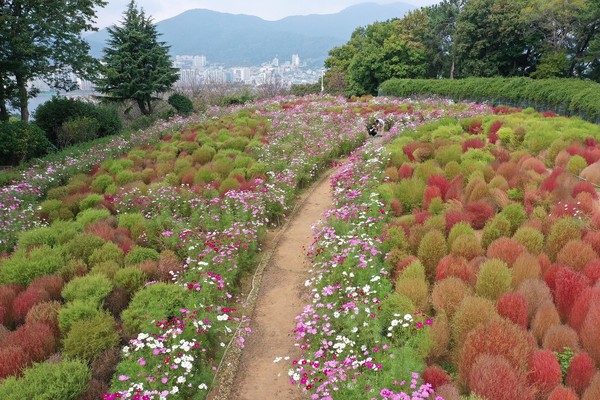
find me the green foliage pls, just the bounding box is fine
[0,360,90,400]
[96,2,179,115]
[546,217,582,261]
[17,220,80,249]
[475,259,512,301]
[447,222,475,248]
[89,242,125,267]
[91,174,114,192]
[121,282,189,335]
[481,214,512,249]
[0,121,54,165]
[0,245,64,285]
[79,193,104,211]
[114,267,147,294]
[499,203,527,234]
[513,226,545,255]
[417,230,447,277]
[58,300,102,334]
[124,246,160,266]
[62,313,120,363]
[435,144,462,166]
[396,177,426,212]
[167,93,194,116]
[567,155,587,175]
[57,116,100,148]
[63,233,105,265]
[553,346,575,380]
[61,274,114,306]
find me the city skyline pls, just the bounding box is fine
[93,0,440,29]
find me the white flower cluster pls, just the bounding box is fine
[387,313,413,337]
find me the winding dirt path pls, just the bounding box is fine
[227,168,334,400]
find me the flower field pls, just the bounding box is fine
[0,95,487,399]
[291,107,600,399]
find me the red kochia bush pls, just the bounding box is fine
[573,182,599,199]
[556,240,597,271]
[28,275,64,301]
[527,349,562,396]
[567,351,596,396]
[0,346,27,379]
[398,164,413,179]
[0,285,18,326]
[465,200,495,230]
[542,324,581,353]
[462,137,484,152]
[423,185,442,209]
[11,286,51,324]
[569,287,595,333]
[468,354,533,400]
[435,255,470,282]
[581,292,600,364]
[486,237,527,267]
[554,268,590,321]
[549,385,580,400]
[422,365,452,390]
[583,372,600,400]
[427,175,450,198]
[459,318,534,386]
[496,292,529,329]
[1,322,56,363]
[444,210,470,233]
[582,260,600,285]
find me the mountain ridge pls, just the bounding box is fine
[86,2,414,67]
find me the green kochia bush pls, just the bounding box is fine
[0,360,90,399]
[0,121,55,165]
[62,313,120,363]
[61,274,113,306]
[0,245,64,286]
[59,300,102,333]
[121,282,190,335]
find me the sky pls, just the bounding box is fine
[93,0,441,29]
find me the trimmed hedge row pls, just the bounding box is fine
[379,78,600,123]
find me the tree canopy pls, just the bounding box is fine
[325,0,600,96]
[95,0,179,116]
[0,0,106,121]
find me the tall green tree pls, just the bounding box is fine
[96,1,178,115]
[0,0,105,121]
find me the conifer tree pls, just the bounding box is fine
[96,0,178,115]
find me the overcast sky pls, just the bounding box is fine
[93,0,441,28]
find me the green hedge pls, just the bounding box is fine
[379,78,600,123]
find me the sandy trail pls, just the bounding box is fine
[225,168,335,400]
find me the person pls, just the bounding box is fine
[368,116,385,137]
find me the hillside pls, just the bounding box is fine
[86,2,414,67]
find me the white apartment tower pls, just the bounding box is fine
[291,54,300,67]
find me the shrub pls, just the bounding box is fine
[124,246,160,266]
[0,245,64,286]
[467,354,531,399]
[499,203,527,234]
[0,359,90,399]
[90,261,121,279]
[543,324,580,353]
[555,268,590,320]
[476,259,512,301]
[435,384,460,400]
[513,226,545,255]
[0,285,18,326]
[57,116,100,148]
[114,267,147,295]
[517,279,553,322]
[0,346,27,379]
[566,351,596,395]
[62,313,119,363]
[581,293,600,364]
[567,154,588,175]
[121,282,189,335]
[447,221,475,247]
[91,347,121,383]
[157,250,184,282]
[481,214,512,249]
[61,274,113,306]
[63,233,106,265]
[451,296,499,346]
[435,255,470,282]
[12,286,51,324]
[102,286,130,319]
[91,174,113,193]
[487,237,527,268]
[431,277,472,318]
[394,278,429,311]
[444,210,471,233]
[546,217,582,261]
[496,292,529,329]
[465,200,495,230]
[583,231,600,257]
[76,208,111,227]
[526,349,562,397]
[3,322,56,363]
[77,379,109,400]
[569,287,595,334]
[532,300,561,344]
[548,385,580,400]
[168,93,194,116]
[422,365,452,390]
[0,121,54,165]
[25,301,61,337]
[58,300,101,334]
[557,240,597,271]
[583,372,600,400]
[460,318,534,385]
[449,239,484,269]
[88,242,124,267]
[417,230,447,278]
[428,311,450,360]
[511,253,542,288]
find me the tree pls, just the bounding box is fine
[0,0,105,121]
[96,1,179,115]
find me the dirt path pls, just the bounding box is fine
[225,168,334,400]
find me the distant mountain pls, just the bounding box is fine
[86,2,414,67]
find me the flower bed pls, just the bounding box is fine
[0,95,491,399]
[291,108,600,399]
